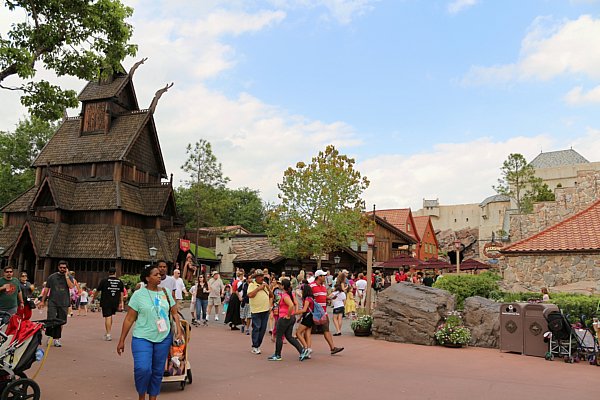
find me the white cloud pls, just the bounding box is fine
[269,0,377,24]
[359,135,557,210]
[564,85,600,105]
[463,15,600,84]
[448,0,479,14]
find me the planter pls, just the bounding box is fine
[353,326,372,337]
[443,343,464,348]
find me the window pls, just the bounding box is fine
[466,218,469,222]
[350,241,358,251]
[407,223,411,232]
[454,219,457,223]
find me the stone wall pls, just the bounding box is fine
[509,170,600,243]
[503,253,600,293]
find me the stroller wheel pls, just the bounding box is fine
[545,352,554,361]
[186,369,192,384]
[1,378,40,400]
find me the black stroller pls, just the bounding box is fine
[544,309,599,364]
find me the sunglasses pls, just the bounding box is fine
[4,271,13,274]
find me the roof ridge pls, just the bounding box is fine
[503,197,600,252]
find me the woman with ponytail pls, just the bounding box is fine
[267,279,305,361]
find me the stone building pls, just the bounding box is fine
[501,170,600,293]
[0,62,183,287]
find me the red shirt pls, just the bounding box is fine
[309,282,328,311]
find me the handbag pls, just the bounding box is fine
[311,300,328,325]
[161,288,181,343]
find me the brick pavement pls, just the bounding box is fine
[34,309,598,400]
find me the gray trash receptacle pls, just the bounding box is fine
[523,303,559,357]
[500,303,524,353]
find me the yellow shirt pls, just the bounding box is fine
[248,281,270,313]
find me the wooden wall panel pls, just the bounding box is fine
[82,102,107,133]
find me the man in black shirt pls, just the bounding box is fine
[93,267,124,341]
[39,260,76,347]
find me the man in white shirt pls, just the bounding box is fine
[157,261,177,299]
[173,269,188,310]
[355,273,368,309]
[207,271,225,321]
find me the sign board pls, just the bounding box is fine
[483,242,503,259]
[180,239,191,252]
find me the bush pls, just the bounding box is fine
[433,272,501,309]
[120,274,141,292]
[549,293,600,325]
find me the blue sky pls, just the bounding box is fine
[2,0,600,210]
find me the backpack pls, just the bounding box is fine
[374,276,383,291]
[311,301,328,325]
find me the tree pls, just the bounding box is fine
[493,153,555,213]
[266,145,370,266]
[0,0,137,120]
[181,140,230,256]
[0,116,56,207]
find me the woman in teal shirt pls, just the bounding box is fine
[117,266,183,400]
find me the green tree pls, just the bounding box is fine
[521,177,556,213]
[0,0,137,120]
[493,153,533,213]
[266,145,370,267]
[0,116,56,207]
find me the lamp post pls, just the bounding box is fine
[334,254,341,272]
[454,240,461,273]
[149,246,158,266]
[216,252,223,274]
[0,247,4,269]
[365,232,375,314]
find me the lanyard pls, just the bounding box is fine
[146,289,162,318]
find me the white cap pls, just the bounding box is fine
[307,277,315,283]
[315,270,327,277]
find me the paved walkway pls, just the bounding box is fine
[34,309,598,400]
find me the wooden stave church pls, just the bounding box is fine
[0,61,184,287]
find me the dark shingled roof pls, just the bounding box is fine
[139,185,172,216]
[0,226,21,255]
[118,226,177,262]
[479,194,511,208]
[50,224,118,259]
[78,75,130,102]
[27,221,53,257]
[530,149,589,169]
[33,111,150,167]
[232,236,283,263]
[1,187,37,212]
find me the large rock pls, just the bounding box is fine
[462,296,500,348]
[372,283,455,345]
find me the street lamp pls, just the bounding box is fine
[216,252,223,273]
[334,255,341,265]
[0,247,4,269]
[149,246,158,266]
[365,232,375,314]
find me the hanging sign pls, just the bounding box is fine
[179,239,191,252]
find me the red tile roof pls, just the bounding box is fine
[502,198,600,253]
[413,216,430,242]
[368,209,418,240]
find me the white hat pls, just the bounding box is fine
[315,270,327,277]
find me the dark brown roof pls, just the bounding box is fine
[78,75,130,102]
[33,112,150,167]
[0,226,21,255]
[119,226,177,262]
[50,224,118,259]
[139,185,172,216]
[27,221,53,257]
[1,186,37,212]
[232,236,283,263]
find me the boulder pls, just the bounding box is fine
[462,296,500,348]
[372,283,455,345]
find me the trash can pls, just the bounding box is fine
[500,303,524,353]
[523,303,559,357]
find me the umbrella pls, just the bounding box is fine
[459,258,490,271]
[420,259,452,270]
[381,253,423,268]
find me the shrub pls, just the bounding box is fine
[433,272,500,308]
[434,312,471,346]
[120,274,141,292]
[351,315,373,330]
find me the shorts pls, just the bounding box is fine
[300,313,314,327]
[333,306,345,315]
[102,304,119,318]
[79,302,88,307]
[208,297,221,306]
[240,304,251,319]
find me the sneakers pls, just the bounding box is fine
[215,316,219,321]
[267,355,282,361]
[251,347,262,355]
[333,332,342,336]
[246,330,250,335]
[306,348,313,359]
[330,347,344,355]
[299,348,309,361]
[53,339,62,347]
[104,334,112,341]
[203,320,208,326]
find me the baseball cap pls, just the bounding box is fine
[254,269,265,277]
[315,270,327,277]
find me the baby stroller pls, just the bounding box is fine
[162,318,192,390]
[0,311,58,399]
[544,309,599,364]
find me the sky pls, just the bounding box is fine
[2,0,600,211]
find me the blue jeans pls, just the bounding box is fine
[131,334,172,396]
[251,311,269,348]
[195,298,208,321]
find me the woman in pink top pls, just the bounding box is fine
[267,279,304,361]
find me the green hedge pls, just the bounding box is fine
[433,272,501,308]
